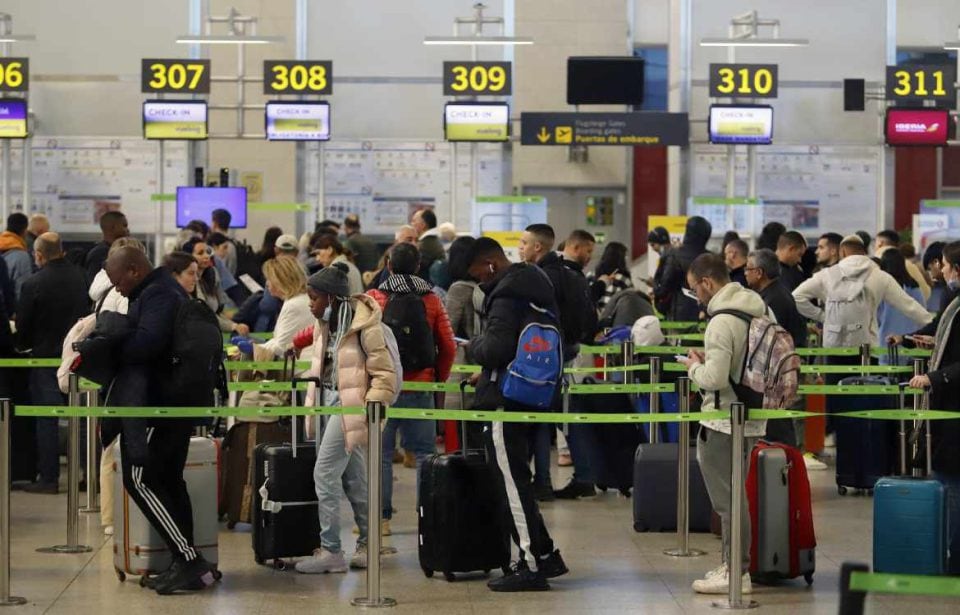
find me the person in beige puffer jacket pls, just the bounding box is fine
[295,264,398,576]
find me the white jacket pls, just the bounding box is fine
[258,293,315,358]
[688,282,768,437]
[792,255,932,346]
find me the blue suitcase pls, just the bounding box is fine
[834,376,896,495]
[873,477,947,575]
[635,392,680,443]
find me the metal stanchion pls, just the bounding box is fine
[713,401,758,610]
[0,399,26,606]
[859,343,871,368]
[37,374,92,554]
[80,391,99,514]
[912,358,926,478]
[664,377,705,558]
[622,339,635,385]
[648,356,661,444]
[352,400,395,609]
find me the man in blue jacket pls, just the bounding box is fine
[105,246,216,595]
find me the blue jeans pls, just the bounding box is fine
[30,368,64,484]
[934,472,960,574]
[381,391,436,520]
[567,424,598,485]
[314,411,368,553]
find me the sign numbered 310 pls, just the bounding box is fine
[0,58,29,92]
[709,63,778,99]
[443,62,512,96]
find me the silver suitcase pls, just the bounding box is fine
[112,436,221,583]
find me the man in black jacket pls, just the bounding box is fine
[775,231,809,293]
[724,239,749,287]
[16,233,89,493]
[745,248,807,447]
[655,216,712,321]
[105,247,216,594]
[466,238,567,592]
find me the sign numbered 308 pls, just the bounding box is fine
[709,63,779,99]
[443,62,512,96]
[141,59,211,94]
[263,61,333,95]
[0,58,29,92]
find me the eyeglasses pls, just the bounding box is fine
[744,266,759,273]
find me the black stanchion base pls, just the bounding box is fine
[0,597,26,607]
[350,597,397,608]
[663,547,707,557]
[36,545,93,554]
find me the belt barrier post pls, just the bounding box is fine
[664,377,705,558]
[37,374,92,554]
[352,400,395,608]
[859,343,871,368]
[80,390,99,514]
[0,399,26,606]
[622,339,635,385]
[648,356,661,444]
[713,401,758,610]
[561,378,570,437]
[912,358,926,478]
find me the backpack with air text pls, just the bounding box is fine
[713,310,800,410]
[382,291,436,372]
[500,303,563,410]
[822,267,870,347]
[167,298,225,406]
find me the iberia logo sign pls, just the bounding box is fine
[893,121,940,134]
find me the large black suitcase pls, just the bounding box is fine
[577,378,645,494]
[251,443,322,568]
[633,442,712,532]
[417,447,511,581]
[834,376,896,495]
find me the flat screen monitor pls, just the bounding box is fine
[567,57,644,105]
[444,102,509,142]
[143,101,208,140]
[176,187,247,229]
[265,101,331,141]
[885,107,949,146]
[708,104,774,145]
[0,99,28,139]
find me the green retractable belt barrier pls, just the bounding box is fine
[794,347,861,357]
[667,333,705,342]
[658,321,704,330]
[450,364,481,374]
[400,381,476,394]
[634,345,692,355]
[567,383,674,395]
[226,382,310,393]
[224,360,312,371]
[578,344,623,355]
[800,365,913,375]
[849,571,960,597]
[0,358,61,368]
[563,364,650,374]
[797,384,921,395]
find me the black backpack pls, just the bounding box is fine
[234,239,263,285]
[382,292,436,372]
[167,298,225,406]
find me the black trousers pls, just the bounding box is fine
[485,421,555,568]
[119,419,198,562]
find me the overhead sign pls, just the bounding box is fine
[142,101,208,140]
[708,105,774,145]
[264,61,332,95]
[520,112,689,146]
[885,107,948,146]
[141,59,210,94]
[265,101,331,141]
[709,63,778,98]
[443,61,511,96]
[885,64,955,103]
[0,58,29,92]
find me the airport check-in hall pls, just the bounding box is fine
[1,1,960,613]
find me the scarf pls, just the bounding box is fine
[325,298,355,392]
[379,273,432,295]
[931,296,960,371]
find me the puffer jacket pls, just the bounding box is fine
[654,216,711,321]
[304,294,398,452]
[687,282,768,436]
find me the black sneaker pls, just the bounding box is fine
[534,484,555,502]
[537,549,569,579]
[154,555,217,595]
[142,563,206,591]
[553,480,596,500]
[487,562,549,592]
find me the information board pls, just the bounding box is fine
[690,144,881,238]
[3,137,188,234]
[303,140,506,236]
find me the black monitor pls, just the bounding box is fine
[566,56,644,105]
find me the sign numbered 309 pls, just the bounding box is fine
[443,62,512,96]
[141,59,211,94]
[709,63,778,99]
[0,58,29,92]
[263,61,333,95]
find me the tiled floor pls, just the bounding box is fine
[5,457,960,614]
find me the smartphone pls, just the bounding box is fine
[681,287,699,302]
[454,336,469,345]
[674,354,688,361]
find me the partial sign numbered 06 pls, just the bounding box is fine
[0,58,29,92]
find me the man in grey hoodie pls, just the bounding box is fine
[678,253,768,595]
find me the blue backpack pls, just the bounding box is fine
[500,303,563,409]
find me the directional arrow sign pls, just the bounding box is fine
[520,112,689,146]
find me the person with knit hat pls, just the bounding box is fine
[295,263,399,575]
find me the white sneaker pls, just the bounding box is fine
[350,544,368,570]
[704,564,727,580]
[295,548,348,574]
[803,452,828,471]
[823,433,836,448]
[103,525,114,537]
[692,565,752,595]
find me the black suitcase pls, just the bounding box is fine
[251,442,322,568]
[633,442,713,532]
[834,376,896,495]
[577,377,645,494]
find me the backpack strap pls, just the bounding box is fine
[708,308,754,400]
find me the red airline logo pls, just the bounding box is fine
[523,336,553,353]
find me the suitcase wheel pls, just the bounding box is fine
[115,568,126,582]
[837,486,848,496]
[633,521,648,533]
[444,572,456,583]
[804,572,814,585]
[273,559,287,571]
[213,568,223,581]
[422,567,433,579]
[138,575,147,587]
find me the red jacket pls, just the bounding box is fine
[367,288,456,383]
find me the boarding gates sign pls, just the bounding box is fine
[520,112,689,146]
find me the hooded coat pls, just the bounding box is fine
[654,216,712,321]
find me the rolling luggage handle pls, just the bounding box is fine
[648,355,661,444]
[458,379,480,456]
[291,373,321,460]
